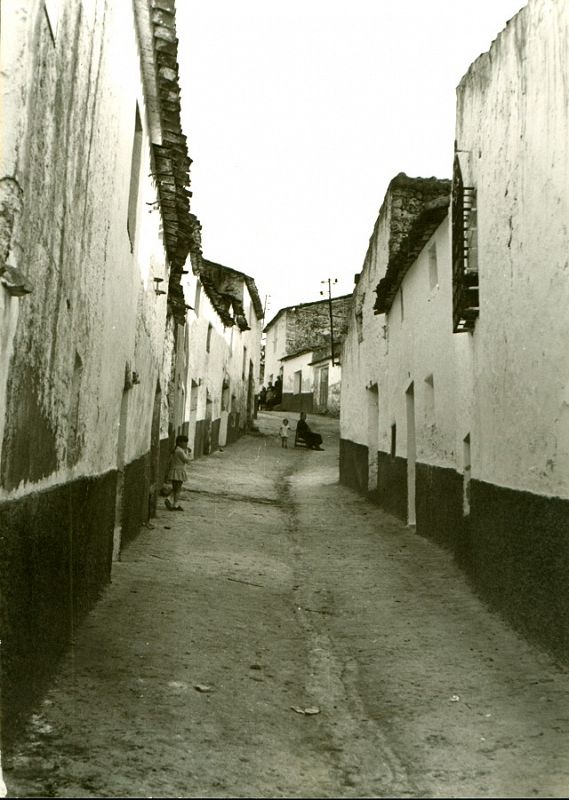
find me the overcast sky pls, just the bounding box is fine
[176,0,525,321]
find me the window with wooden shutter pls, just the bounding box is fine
[452,154,479,333]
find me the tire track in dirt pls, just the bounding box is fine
[279,468,419,798]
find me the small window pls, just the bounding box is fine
[127,105,143,250]
[390,424,397,458]
[242,346,247,379]
[428,244,438,290]
[452,154,479,332]
[206,324,212,353]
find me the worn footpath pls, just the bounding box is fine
[5,412,569,798]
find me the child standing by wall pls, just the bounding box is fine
[279,418,290,448]
[165,435,191,511]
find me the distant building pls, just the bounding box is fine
[171,252,263,456]
[263,295,351,414]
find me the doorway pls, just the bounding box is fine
[318,365,329,411]
[406,382,416,526]
[247,360,255,426]
[366,383,379,492]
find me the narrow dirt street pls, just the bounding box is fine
[6,413,569,798]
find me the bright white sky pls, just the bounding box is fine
[176,0,525,321]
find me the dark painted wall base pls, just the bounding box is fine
[377,450,408,522]
[122,453,151,547]
[194,419,207,458]
[466,479,569,662]
[416,462,465,552]
[226,412,242,445]
[211,418,221,453]
[0,472,116,747]
[194,418,221,457]
[281,392,314,413]
[339,439,368,495]
[192,415,248,456]
[352,449,569,664]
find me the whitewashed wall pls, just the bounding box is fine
[282,351,314,397]
[181,271,261,451]
[0,0,170,499]
[340,203,390,447]
[381,218,471,467]
[455,0,569,498]
[264,314,287,386]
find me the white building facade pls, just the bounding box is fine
[449,0,569,658]
[340,0,569,662]
[175,257,263,457]
[264,296,351,415]
[341,175,451,497]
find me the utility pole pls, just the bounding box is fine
[320,278,338,366]
[263,294,270,320]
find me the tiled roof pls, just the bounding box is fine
[280,347,314,363]
[202,259,264,321]
[149,0,196,325]
[199,259,264,331]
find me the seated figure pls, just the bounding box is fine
[296,412,324,450]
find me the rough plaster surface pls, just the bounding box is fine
[455,0,569,497]
[342,0,568,505]
[0,0,170,499]
[381,217,472,469]
[265,297,351,388]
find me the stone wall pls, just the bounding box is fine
[286,296,351,356]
